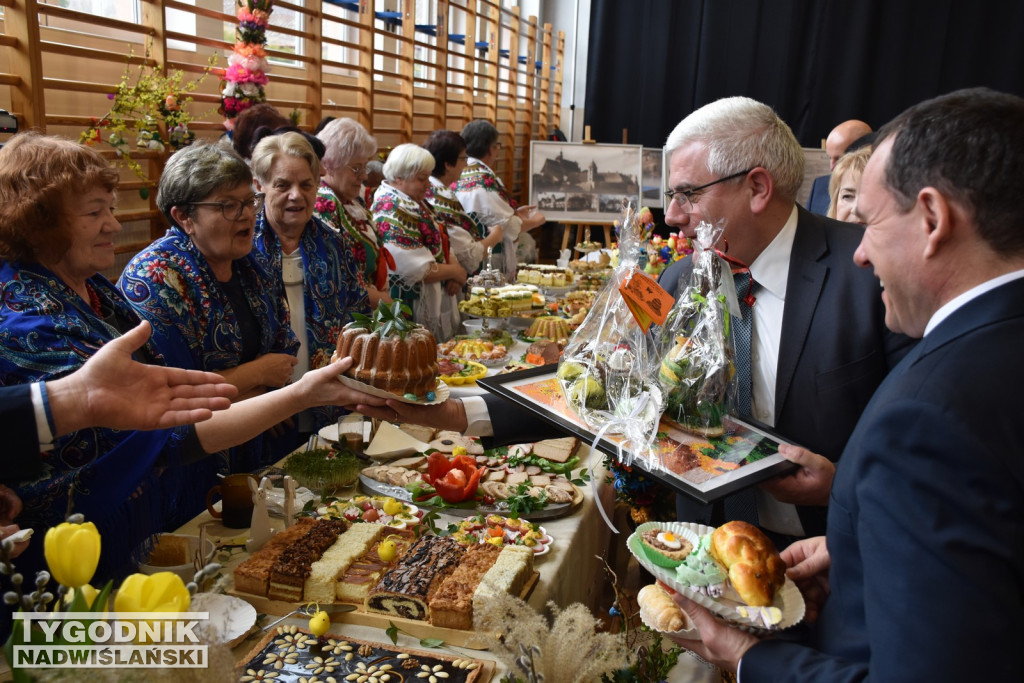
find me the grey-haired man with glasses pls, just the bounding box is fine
[658,97,913,542]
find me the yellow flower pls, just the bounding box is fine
[114,572,190,613]
[114,572,191,644]
[69,585,100,609]
[44,522,101,589]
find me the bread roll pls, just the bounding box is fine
[709,521,786,607]
[637,584,688,632]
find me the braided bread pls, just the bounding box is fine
[709,521,786,607]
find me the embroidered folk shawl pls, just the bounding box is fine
[0,260,188,581]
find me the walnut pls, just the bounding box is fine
[402,658,420,669]
[357,644,374,657]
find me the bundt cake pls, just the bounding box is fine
[334,301,439,398]
[526,316,571,341]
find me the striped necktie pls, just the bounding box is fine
[733,270,754,418]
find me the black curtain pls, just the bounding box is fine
[584,0,1024,147]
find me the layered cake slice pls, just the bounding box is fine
[365,535,465,620]
[428,543,502,629]
[233,517,316,596]
[303,522,385,604]
[335,530,415,603]
[472,545,535,614]
[267,519,347,602]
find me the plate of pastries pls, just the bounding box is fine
[628,520,805,635]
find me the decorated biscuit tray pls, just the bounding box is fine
[238,626,497,682]
[627,521,805,636]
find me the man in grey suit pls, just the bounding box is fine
[658,97,911,538]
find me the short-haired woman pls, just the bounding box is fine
[118,142,299,472]
[372,143,465,341]
[314,117,392,306]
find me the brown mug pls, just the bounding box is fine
[206,473,257,529]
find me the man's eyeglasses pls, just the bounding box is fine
[664,169,752,210]
[185,194,264,221]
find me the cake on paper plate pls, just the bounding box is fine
[334,300,440,401]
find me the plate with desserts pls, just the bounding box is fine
[449,514,553,556]
[334,300,448,405]
[231,517,539,648]
[312,494,424,530]
[438,338,511,367]
[438,358,489,385]
[627,520,805,635]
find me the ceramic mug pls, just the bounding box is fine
[206,473,257,528]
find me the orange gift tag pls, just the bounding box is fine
[618,268,673,331]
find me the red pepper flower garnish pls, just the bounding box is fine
[423,452,483,503]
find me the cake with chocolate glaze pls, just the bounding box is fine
[237,625,484,682]
[365,535,465,620]
[334,300,439,398]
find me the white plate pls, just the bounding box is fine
[189,593,257,647]
[628,521,805,635]
[338,374,449,405]
[364,420,431,460]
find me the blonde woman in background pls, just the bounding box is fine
[828,146,872,223]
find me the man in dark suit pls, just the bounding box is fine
[674,87,1024,682]
[659,97,911,539]
[806,119,872,215]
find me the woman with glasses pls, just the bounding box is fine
[422,129,504,276]
[119,142,299,474]
[314,117,392,306]
[0,133,385,584]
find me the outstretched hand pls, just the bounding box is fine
[47,321,239,436]
[759,443,835,506]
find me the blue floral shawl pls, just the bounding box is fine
[251,212,370,429]
[0,260,189,581]
[117,226,300,473]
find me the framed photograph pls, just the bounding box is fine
[642,147,664,209]
[529,141,643,223]
[478,366,796,504]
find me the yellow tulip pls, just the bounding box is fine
[114,572,191,644]
[69,585,100,609]
[114,572,191,614]
[44,522,101,589]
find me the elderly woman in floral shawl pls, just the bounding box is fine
[422,129,504,276]
[250,132,371,440]
[372,143,466,341]
[313,117,393,307]
[118,142,299,473]
[0,133,385,586]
